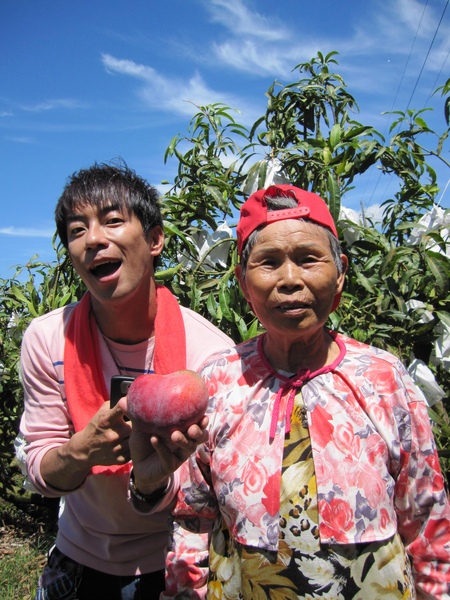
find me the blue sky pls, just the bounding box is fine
[1,0,449,279]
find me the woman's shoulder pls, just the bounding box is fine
[336,332,403,366]
[199,335,262,371]
[334,332,412,390]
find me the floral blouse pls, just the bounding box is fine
[165,333,450,599]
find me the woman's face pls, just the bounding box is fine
[236,219,347,345]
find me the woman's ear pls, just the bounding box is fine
[235,264,253,310]
[337,254,349,293]
[235,264,247,297]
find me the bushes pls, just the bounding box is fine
[1,52,449,509]
[0,249,84,504]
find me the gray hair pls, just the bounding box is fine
[239,196,344,278]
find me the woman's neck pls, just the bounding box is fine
[263,329,338,373]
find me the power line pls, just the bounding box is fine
[363,0,429,207]
[406,0,449,111]
[385,0,428,135]
[423,46,450,108]
[365,0,450,208]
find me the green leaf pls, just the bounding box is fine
[426,253,449,295]
[206,185,225,206]
[327,172,341,224]
[329,124,341,150]
[436,311,450,328]
[219,285,233,322]
[206,291,218,320]
[155,264,182,282]
[243,161,261,196]
[355,271,377,294]
[257,160,268,190]
[163,221,192,245]
[164,134,180,163]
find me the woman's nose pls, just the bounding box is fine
[279,261,303,289]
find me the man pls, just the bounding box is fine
[16,162,234,599]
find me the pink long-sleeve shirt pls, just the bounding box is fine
[18,302,233,576]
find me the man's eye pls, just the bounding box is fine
[106,217,124,225]
[69,225,85,236]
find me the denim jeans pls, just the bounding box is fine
[34,546,165,600]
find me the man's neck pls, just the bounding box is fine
[91,287,158,345]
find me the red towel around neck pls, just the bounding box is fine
[64,285,187,475]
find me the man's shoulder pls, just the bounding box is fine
[180,306,234,345]
[24,303,77,338]
[180,306,235,372]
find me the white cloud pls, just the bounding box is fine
[5,136,37,144]
[363,204,384,224]
[0,227,54,238]
[101,53,259,122]
[396,0,440,38]
[207,0,288,41]
[204,0,450,91]
[212,40,301,77]
[102,54,156,80]
[100,0,449,137]
[20,99,86,112]
[359,0,450,69]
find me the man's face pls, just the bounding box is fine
[66,202,164,307]
[236,219,346,345]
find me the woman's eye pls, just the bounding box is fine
[262,258,277,267]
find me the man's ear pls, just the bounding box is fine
[148,225,165,257]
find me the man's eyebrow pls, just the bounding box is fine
[66,213,84,223]
[66,203,123,222]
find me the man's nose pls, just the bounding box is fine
[85,222,108,248]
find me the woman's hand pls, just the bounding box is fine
[118,396,208,495]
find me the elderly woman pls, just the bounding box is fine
[163,185,450,599]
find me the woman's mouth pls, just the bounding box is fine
[277,302,309,313]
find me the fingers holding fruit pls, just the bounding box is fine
[170,416,209,447]
[119,370,210,482]
[111,437,131,465]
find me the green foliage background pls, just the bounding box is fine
[1,52,449,509]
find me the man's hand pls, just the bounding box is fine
[77,402,132,467]
[40,402,132,491]
[118,396,208,496]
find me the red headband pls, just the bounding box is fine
[236,184,338,256]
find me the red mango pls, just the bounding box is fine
[127,370,209,438]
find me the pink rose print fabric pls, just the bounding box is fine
[164,333,450,599]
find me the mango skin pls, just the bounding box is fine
[126,370,209,438]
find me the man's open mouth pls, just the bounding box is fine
[90,260,121,278]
